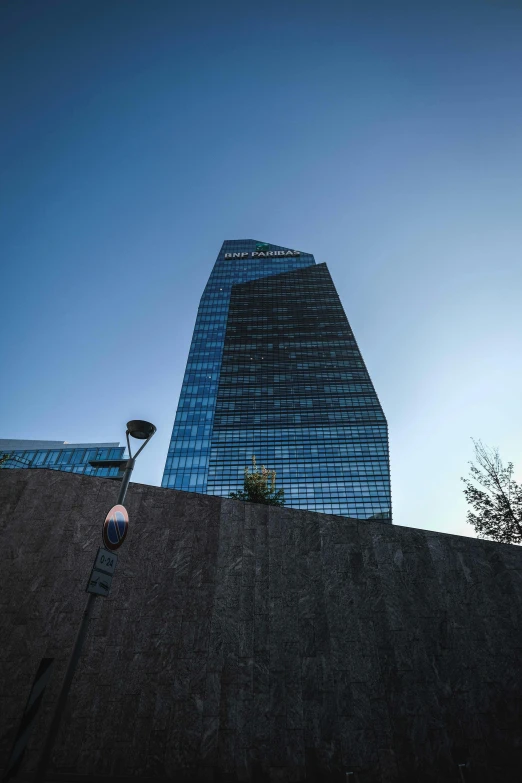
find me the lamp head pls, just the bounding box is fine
[127,420,156,440]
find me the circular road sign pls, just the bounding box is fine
[102,505,129,551]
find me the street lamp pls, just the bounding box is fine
[89,420,157,505]
[34,420,156,782]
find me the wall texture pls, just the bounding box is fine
[0,469,521,783]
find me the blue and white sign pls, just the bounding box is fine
[102,504,129,551]
[86,547,118,597]
[94,547,118,574]
[86,569,113,597]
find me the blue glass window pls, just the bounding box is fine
[162,240,391,522]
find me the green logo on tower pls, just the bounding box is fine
[256,243,269,251]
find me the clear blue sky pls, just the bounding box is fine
[2,0,521,537]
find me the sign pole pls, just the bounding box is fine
[3,659,54,782]
[33,465,134,783]
[116,457,134,506]
[33,596,97,781]
[32,420,155,782]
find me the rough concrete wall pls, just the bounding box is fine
[0,469,521,783]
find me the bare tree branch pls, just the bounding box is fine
[462,439,522,544]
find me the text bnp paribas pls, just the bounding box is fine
[224,250,301,259]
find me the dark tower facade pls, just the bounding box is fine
[163,240,391,521]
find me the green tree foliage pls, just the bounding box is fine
[0,453,12,467]
[230,455,285,506]
[462,439,522,544]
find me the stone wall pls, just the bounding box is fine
[0,469,521,782]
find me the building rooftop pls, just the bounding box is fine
[0,439,120,451]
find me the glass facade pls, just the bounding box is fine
[0,441,125,479]
[163,240,391,522]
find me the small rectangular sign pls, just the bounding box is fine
[94,547,118,576]
[86,568,113,597]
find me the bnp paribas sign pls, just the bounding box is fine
[225,243,301,260]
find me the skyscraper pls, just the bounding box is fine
[163,240,391,521]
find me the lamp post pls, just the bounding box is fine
[89,420,157,504]
[34,420,156,782]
